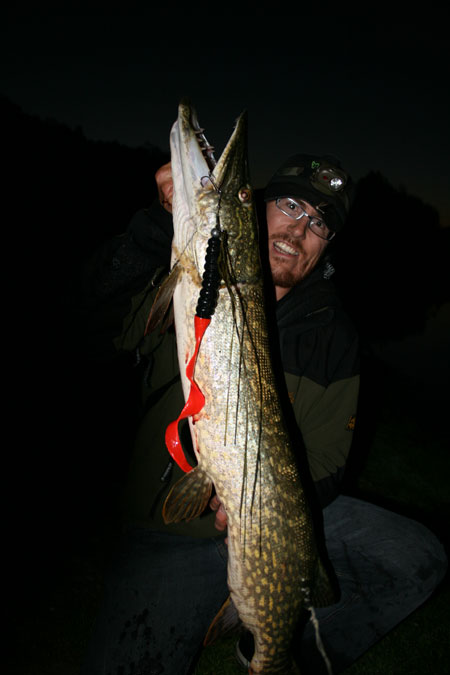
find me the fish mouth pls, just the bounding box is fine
[170,98,248,204]
[189,104,218,174]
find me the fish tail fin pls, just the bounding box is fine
[162,465,213,523]
[203,595,241,646]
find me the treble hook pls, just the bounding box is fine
[200,174,222,194]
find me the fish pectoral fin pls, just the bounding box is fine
[144,263,181,335]
[203,595,242,646]
[159,302,174,334]
[162,466,213,523]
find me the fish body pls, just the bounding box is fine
[160,100,334,674]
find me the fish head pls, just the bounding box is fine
[170,99,261,285]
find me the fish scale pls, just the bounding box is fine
[155,99,336,674]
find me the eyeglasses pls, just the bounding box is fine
[275,197,335,241]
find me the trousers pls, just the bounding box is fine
[81,495,447,675]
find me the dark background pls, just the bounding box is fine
[2,5,449,673]
[2,5,449,226]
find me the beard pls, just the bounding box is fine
[270,263,300,289]
[268,235,307,289]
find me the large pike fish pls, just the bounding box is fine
[151,100,335,674]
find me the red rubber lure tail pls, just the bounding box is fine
[165,316,211,472]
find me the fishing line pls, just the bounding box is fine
[308,606,333,675]
[302,581,333,675]
[218,217,265,555]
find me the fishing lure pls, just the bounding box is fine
[165,179,223,472]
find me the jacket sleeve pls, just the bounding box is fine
[283,310,360,508]
[76,201,173,359]
[286,371,359,508]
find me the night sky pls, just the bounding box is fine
[2,6,450,226]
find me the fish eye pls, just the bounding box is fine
[238,187,251,203]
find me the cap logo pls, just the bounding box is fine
[311,160,321,169]
[316,201,329,213]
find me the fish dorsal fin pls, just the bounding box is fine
[203,595,242,646]
[162,466,213,523]
[144,263,181,335]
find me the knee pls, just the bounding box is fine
[391,519,448,599]
[415,527,447,592]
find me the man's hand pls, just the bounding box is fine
[209,494,228,533]
[155,162,173,213]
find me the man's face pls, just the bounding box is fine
[266,198,329,301]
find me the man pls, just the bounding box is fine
[80,154,446,675]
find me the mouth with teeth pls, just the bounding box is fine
[272,239,300,257]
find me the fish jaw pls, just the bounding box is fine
[169,98,261,414]
[169,99,258,284]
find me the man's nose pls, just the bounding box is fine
[287,215,308,237]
